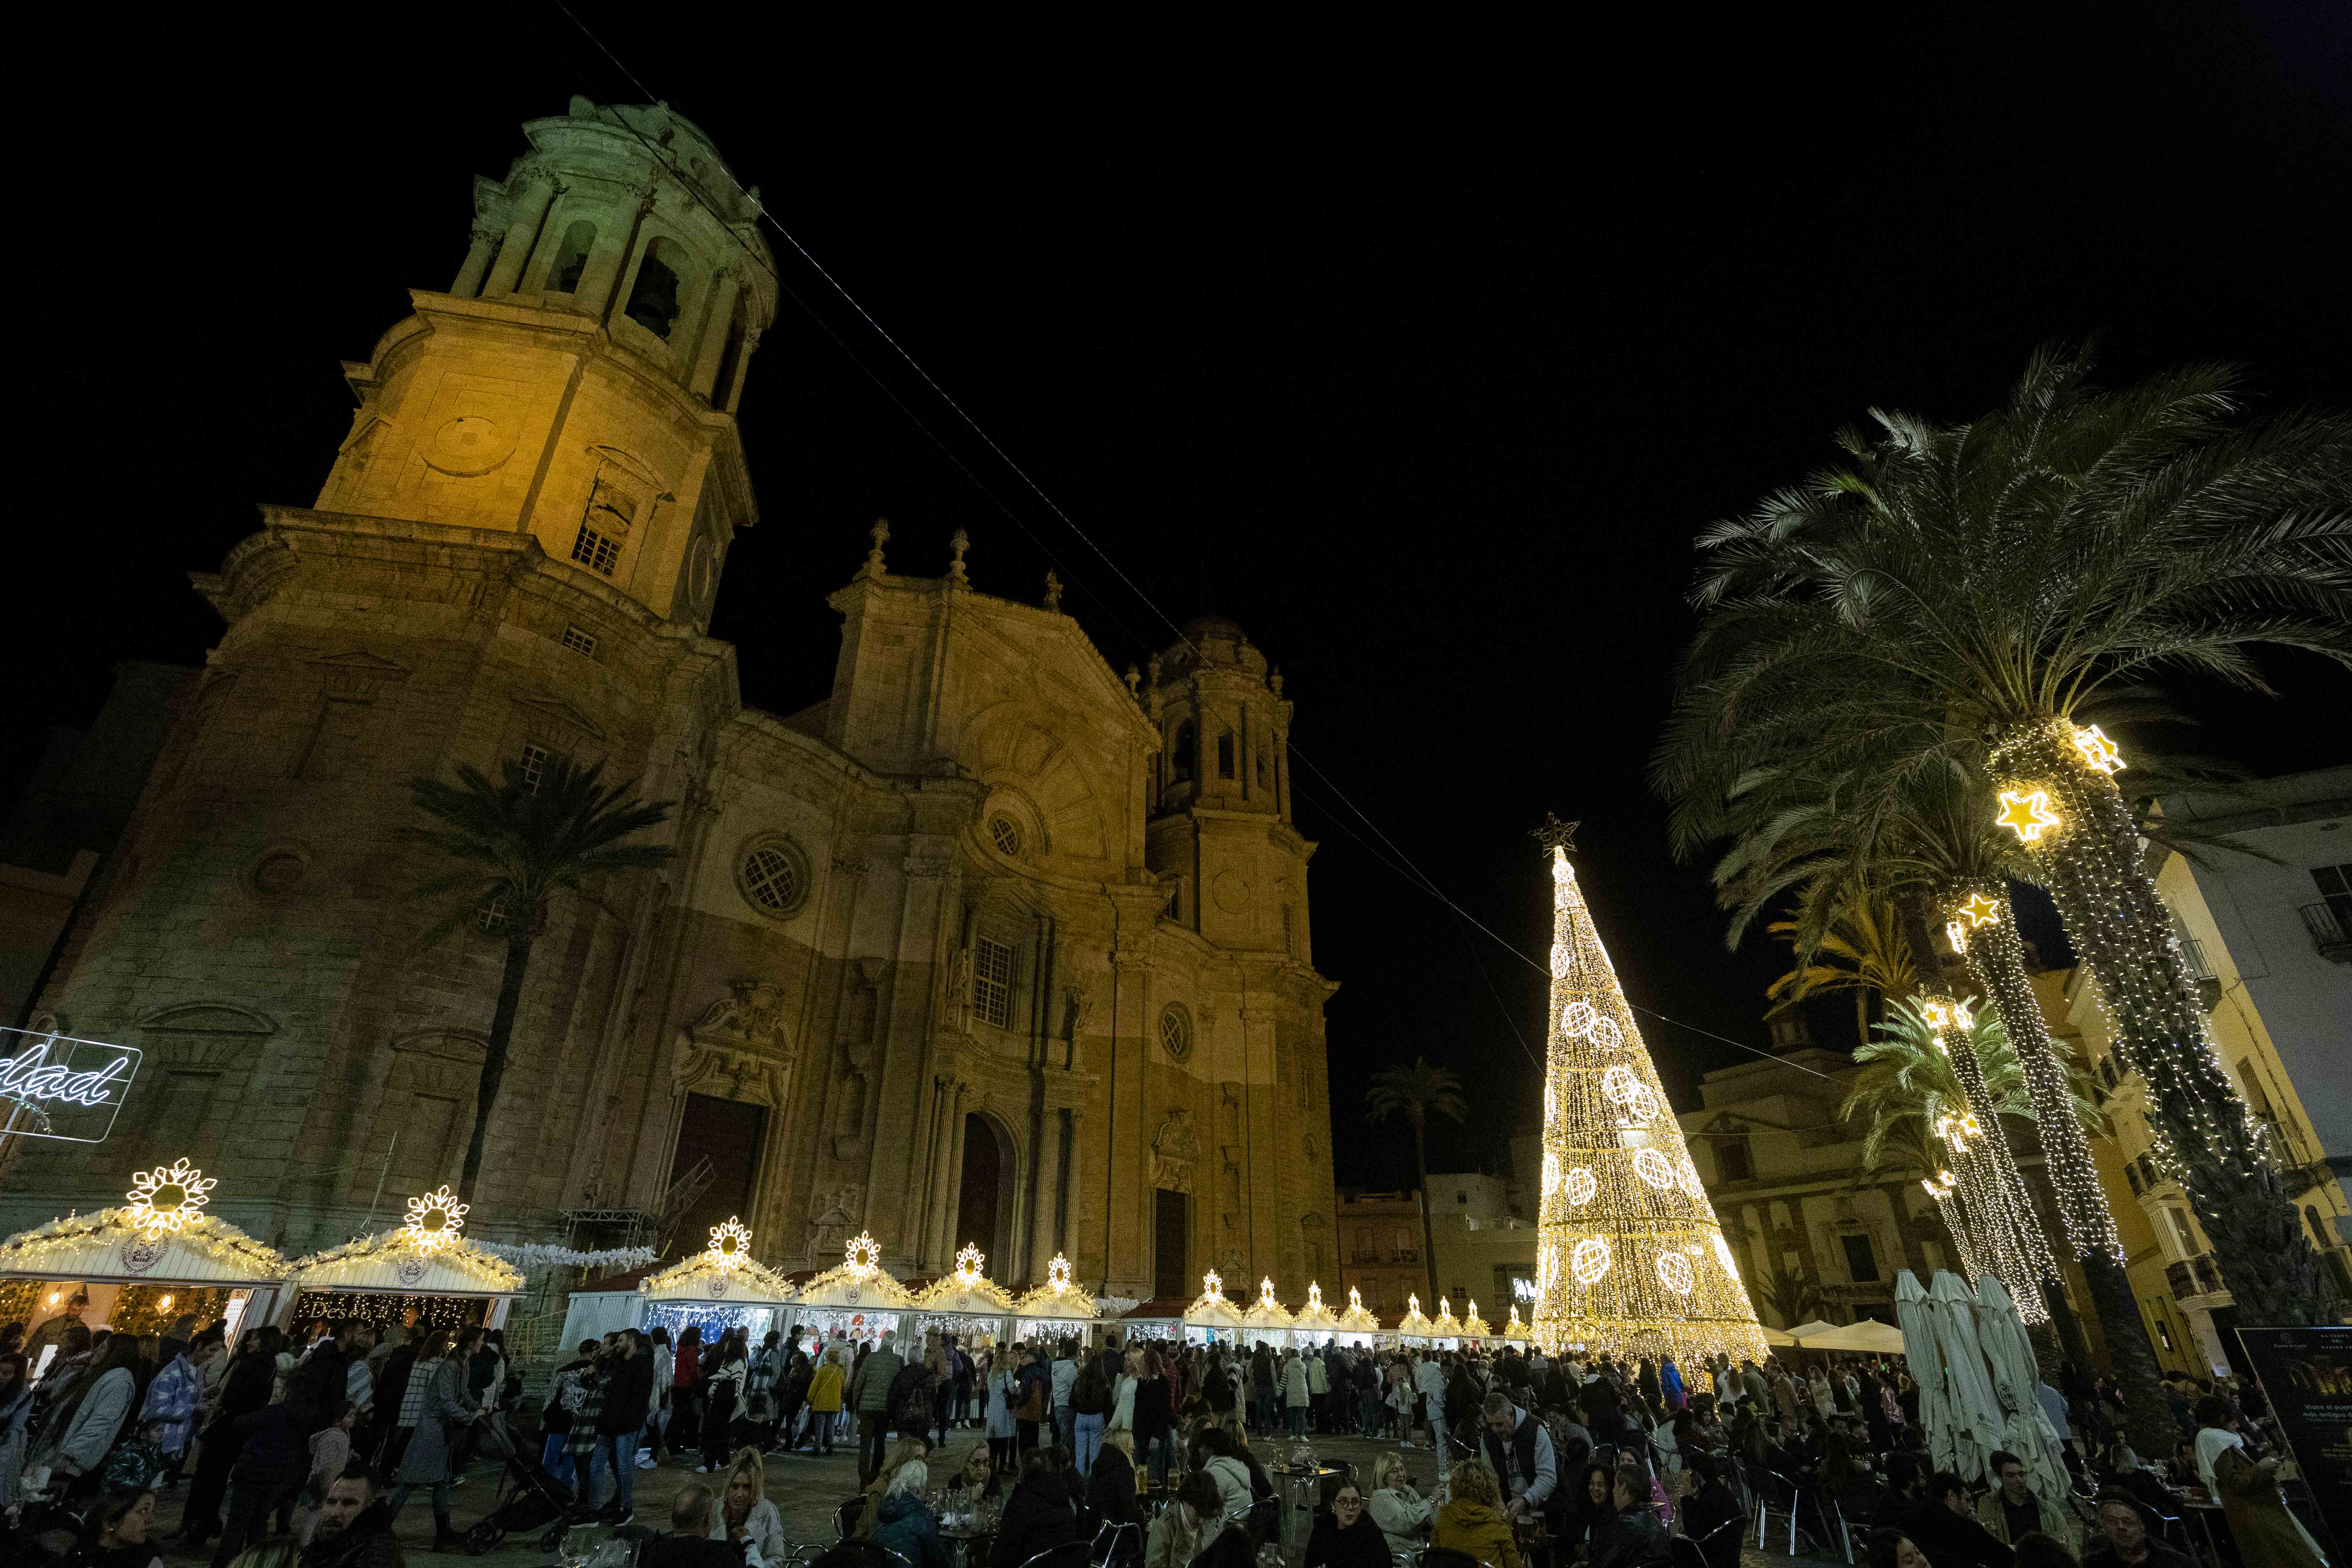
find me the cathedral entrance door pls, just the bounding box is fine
[670,1093,764,1255]
[954,1113,1011,1269]
[1153,1190,1188,1300]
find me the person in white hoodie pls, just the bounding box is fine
[45,1337,144,1489]
[1367,1451,1433,1559]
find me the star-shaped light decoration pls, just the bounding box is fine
[953,1243,986,1285]
[1046,1253,1075,1293]
[1958,892,2003,928]
[1307,1281,1324,1312]
[1348,1285,1365,1313]
[402,1186,468,1253]
[1918,997,1952,1030]
[1257,1277,1280,1311]
[844,1231,882,1277]
[1506,1305,1524,1332]
[1406,1292,1420,1316]
[126,1158,217,1238]
[2071,725,2125,775]
[1996,789,2061,843]
[707,1217,752,1270]
[1201,1269,1225,1302]
[1951,1001,1975,1029]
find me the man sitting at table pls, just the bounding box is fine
[1481,1390,1558,1529]
[2083,1494,2194,1568]
[644,1481,755,1568]
[1974,1450,2079,1551]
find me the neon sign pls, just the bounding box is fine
[0,1025,141,1144]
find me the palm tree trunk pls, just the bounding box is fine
[1955,879,2178,1454]
[459,930,534,1204]
[1413,1118,1440,1312]
[1991,720,2322,1325]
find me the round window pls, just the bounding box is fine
[988,815,1023,858]
[1159,1002,1193,1063]
[735,837,810,920]
[249,851,305,894]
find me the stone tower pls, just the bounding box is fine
[10,100,777,1248]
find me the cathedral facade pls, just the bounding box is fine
[4,100,1339,1299]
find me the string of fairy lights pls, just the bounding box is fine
[1530,820,1766,1364]
[1917,997,2057,1323]
[1949,877,2123,1263]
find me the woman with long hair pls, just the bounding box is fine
[1133,1347,1175,1488]
[43,1335,146,1497]
[699,1331,748,1473]
[708,1446,787,1564]
[173,1329,279,1550]
[75,1486,162,1568]
[2193,1396,2324,1568]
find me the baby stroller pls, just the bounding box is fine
[462,1442,580,1555]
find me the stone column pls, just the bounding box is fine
[935,1089,972,1261]
[484,175,557,297]
[451,226,500,298]
[721,329,761,413]
[1028,1107,1065,1284]
[921,1075,959,1266]
[688,267,744,398]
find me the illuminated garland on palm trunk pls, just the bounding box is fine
[1927,1002,2059,1323]
[1989,720,2322,1325]
[1529,827,1766,1365]
[1952,877,2178,1453]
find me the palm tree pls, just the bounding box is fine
[405,757,674,1204]
[1367,1057,1468,1311]
[1656,346,2349,1325]
[1750,1261,1822,1330]
[1765,879,1915,1040]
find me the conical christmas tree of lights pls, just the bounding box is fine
[1529,816,1768,1366]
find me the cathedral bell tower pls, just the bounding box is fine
[320,97,776,631]
[1142,616,1309,961]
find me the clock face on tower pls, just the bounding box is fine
[688,531,717,612]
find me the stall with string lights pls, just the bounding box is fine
[1240,1276,1295,1349]
[0,1159,290,1377]
[1394,1294,1435,1346]
[1499,1306,1531,1346]
[636,1218,797,1346]
[910,1243,1017,1349]
[1289,1282,1340,1347]
[282,1186,524,1332]
[786,1231,912,1353]
[1333,1287,1384,1348]
[1172,1269,1244,1346]
[1009,1252,1097,1346]
[1427,1298,1464,1350]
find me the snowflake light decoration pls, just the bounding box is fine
[1201,1269,1226,1302]
[1348,1285,1365,1313]
[1046,1253,1075,1293]
[1571,1237,1612,1285]
[402,1186,468,1252]
[707,1217,752,1270]
[1996,789,2061,843]
[953,1243,986,1284]
[126,1158,216,1238]
[844,1232,882,1276]
[2071,725,2125,775]
[1257,1277,1281,1311]
[1307,1281,1325,1311]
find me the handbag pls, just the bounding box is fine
[1014,1381,1046,1424]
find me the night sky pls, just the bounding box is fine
[18,7,2351,1192]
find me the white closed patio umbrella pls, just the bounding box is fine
[1895,1272,1953,1473]
[1927,1269,2006,1482]
[1970,1273,2070,1505]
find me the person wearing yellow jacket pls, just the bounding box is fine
[802,1347,847,1456]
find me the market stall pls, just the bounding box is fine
[1181,1270,1246,1346]
[1289,1282,1340,1347]
[1009,1252,1097,1347]
[1499,1306,1531,1346]
[786,1231,912,1353]
[1457,1300,1491,1346]
[639,1218,797,1346]
[1796,1318,1907,1355]
[1333,1287,1383,1348]
[1395,1294,1435,1346]
[911,1243,1017,1350]
[1241,1276,1295,1349]
[1428,1299,1463,1350]
[283,1185,524,1333]
[0,1158,290,1376]
[1113,1298,1186,1343]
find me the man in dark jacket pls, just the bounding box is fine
[1088,1437,1143,1561]
[641,1479,744,1568]
[214,1401,310,1568]
[286,1320,376,1437]
[849,1331,906,1484]
[593,1330,656,1525]
[990,1450,1078,1568]
[302,1465,404,1568]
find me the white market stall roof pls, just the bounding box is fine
[1011,1254,1098,1321]
[643,1252,795,1304]
[913,1247,1017,1317]
[1336,1305,1383,1337]
[1498,1308,1531,1342]
[0,1207,289,1288]
[1395,1298,1436,1338]
[1240,1277,1294,1334]
[289,1232,524,1298]
[1289,1284,1341,1336]
[793,1233,913,1310]
[1796,1318,1908,1354]
[1457,1305,1492,1338]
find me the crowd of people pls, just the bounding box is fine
[0,1296,2328,1568]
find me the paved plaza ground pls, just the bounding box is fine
[138,1427,1849,1568]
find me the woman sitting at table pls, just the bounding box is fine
[708,1448,788,1567]
[989,1448,1078,1568]
[954,1440,1003,1504]
[1305,1476,1390,1568]
[1146,1471,1223,1568]
[875,1459,950,1568]
[1088,1430,1144,1556]
[1561,1460,1617,1558]
[2194,1396,2325,1568]
[1590,1463,1672,1568]
[1433,1457,1523,1568]
[1190,1427,1258,1522]
[1367,1451,1433,1559]
[861,1436,932,1536]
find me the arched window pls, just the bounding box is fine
[625,238,688,340]
[549,221,596,293]
[713,302,750,407]
[1170,722,1195,784]
[1216,732,1235,779]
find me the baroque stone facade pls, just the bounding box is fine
[5,99,1339,1298]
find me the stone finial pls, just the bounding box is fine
[1124,665,1141,699]
[1269,667,1285,697]
[865,519,891,579]
[1043,570,1063,612]
[948,529,971,585]
[1147,655,1163,687]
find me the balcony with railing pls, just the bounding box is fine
[2301,901,2352,964]
[2165,1255,2226,1301]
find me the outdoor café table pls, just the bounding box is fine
[1267,1465,1342,1563]
[940,1522,998,1568]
